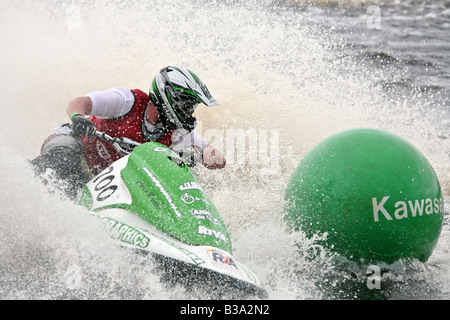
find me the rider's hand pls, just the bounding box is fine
[71,114,96,139]
[180,146,203,167]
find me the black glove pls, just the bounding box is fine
[71,114,96,139]
[180,146,203,167]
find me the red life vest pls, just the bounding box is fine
[82,89,174,175]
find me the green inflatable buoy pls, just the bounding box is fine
[284,128,444,264]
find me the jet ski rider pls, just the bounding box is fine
[31,66,226,199]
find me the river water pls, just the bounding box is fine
[0,0,448,300]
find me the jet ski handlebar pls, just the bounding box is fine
[93,131,141,155]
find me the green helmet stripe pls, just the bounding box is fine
[188,70,199,83]
[166,91,174,109]
[172,85,203,104]
[152,80,164,103]
[171,66,200,85]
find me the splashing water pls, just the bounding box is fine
[1,0,448,299]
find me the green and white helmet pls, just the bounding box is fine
[150,66,219,132]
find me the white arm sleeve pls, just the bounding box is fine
[87,87,135,119]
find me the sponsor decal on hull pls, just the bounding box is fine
[101,217,150,248]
